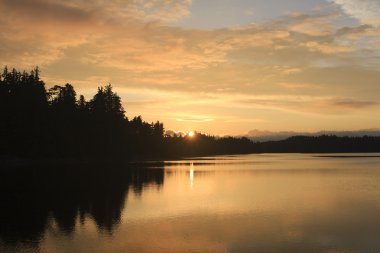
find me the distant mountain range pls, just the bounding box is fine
[244,129,380,142]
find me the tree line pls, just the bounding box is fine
[1,67,379,162]
[252,135,380,153]
[0,67,253,161]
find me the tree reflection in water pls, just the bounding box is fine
[0,165,164,248]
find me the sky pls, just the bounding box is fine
[1,0,380,135]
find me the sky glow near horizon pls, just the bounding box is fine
[1,0,380,135]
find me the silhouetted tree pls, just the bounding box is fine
[49,83,77,113]
[78,95,88,112]
[0,67,48,157]
[46,84,79,157]
[86,84,127,158]
[89,84,125,120]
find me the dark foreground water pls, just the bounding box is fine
[1,154,380,253]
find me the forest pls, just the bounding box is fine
[0,67,253,161]
[1,67,379,162]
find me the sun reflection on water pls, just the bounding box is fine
[189,161,194,189]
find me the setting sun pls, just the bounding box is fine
[188,131,195,137]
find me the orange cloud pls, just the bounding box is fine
[1,1,380,134]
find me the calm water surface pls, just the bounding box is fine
[1,154,380,253]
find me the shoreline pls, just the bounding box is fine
[2,152,380,169]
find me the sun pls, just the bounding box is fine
[188,131,195,137]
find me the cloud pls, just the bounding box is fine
[236,95,379,114]
[280,67,303,75]
[1,2,359,71]
[0,0,93,24]
[329,0,380,26]
[310,97,379,113]
[278,82,321,90]
[0,0,193,68]
[0,0,192,23]
[137,0,193,22]
[300,41,352,54]
[328,98,378,108]
[1,1,380,134]
[288,12,338,36]
[176,117,214,123]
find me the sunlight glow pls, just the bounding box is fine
[188,131,195,137]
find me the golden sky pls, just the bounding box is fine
[1,0,380,135]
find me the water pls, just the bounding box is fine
[1,154,380,253]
